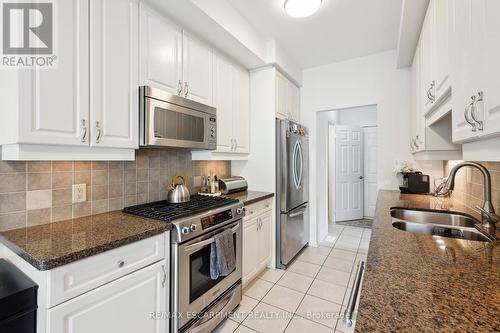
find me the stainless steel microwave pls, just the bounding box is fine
[139,86,217,150]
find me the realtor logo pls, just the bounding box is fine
[1,1,57,68]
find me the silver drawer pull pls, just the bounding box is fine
[343,261,365,327]
[117,260,125,268]
[161,265,167,288]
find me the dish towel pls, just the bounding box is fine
[210,228,236,280]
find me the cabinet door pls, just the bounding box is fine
[242,218,259,284]
[481,0,500,138]
[214,54,234,152]
[233,65,250,153]
[421,2,435,114]
[450,0,480,143]
[139,4,182,95]
[18,0,89,146]
[290,84,301,122]
[47,261,167,333]
[90,0,139,149]
[275,72,288,119]
[410,43,423,152]
[182,32,214,106]
[433,0,451,101]
[257,212,272,267]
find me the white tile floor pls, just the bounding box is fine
[214,224,371,333]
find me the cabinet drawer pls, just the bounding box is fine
[244,198,273,222]
[47,234,165,307]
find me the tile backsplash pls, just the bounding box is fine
[0,149,230,231]
[443,161,500,213]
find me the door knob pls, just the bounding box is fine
[359,176,364,180]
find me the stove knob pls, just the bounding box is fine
[181,227,190,235]
[190,224,197,232]
[236,207,245,216]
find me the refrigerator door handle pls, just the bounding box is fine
[288,206,307,218]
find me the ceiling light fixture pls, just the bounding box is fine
[284,0,322,18]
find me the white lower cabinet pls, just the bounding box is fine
[47,261,167,333]
[242,199,273,287]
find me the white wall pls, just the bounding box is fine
[301,50,412,245]
[337,105,378,127]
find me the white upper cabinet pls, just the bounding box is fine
[182,32,214,106]
[139,3,182,95]
[276,71,300,121]
[433,0,451,101]
[233,65,250,153]
[17,0,89,147]
[214,54,234,153]
[90,0,139,149]
[420,1,435,114]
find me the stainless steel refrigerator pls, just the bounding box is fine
[276,119,309,269]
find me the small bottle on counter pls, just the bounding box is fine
[214,175,219,193]
[210,171,216,194]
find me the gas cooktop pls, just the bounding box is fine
[123,195,239,222]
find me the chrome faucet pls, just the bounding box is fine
[444,161,500,228]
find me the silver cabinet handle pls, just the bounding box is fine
[464,97,477,132]
[412,137,419,150]
[81,119,87,143]
[429,80,436,102]
[161,265,167,288]
[177,80,182,96]
[343,261,365,327]
[95,121,102,143]
[184,82,189,98]
[234,139,237,151]
[470,91,484,131]
[117,260,125,268]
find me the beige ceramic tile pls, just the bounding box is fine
[28,172,51,191]
[323,257,354,273]
[52,205,73,222]
[27,161,50,172]
[92,170,108,186]
[276,271,314,293]
[124,182,137,195]
[303,246,332,256]
[92,199,108,215]
[27,208,51,226]
[0,161,26,173]
[0,192,26,213]
[285,315,334,333]
[108,184,123,198]
[52,172,72,189]
[231,295,259,323]
[308,279,347,305]
[213,319,239,333]
[234,325,257,333]
[296,295,341,328]
[27,190,52,210]
[124,169,137,183]
[242,302,292,333]
[74,171,91,185]
[91,161,109,170]
[73,202,91,218]
[262,285,305,313]
[0,212,26,231]
[108,197,124,212]
[92,185,108,201]
[52,188,72,206]
[243,278,274,300]
[316,267,351,287]
[297,250,328,265]
[328,249,357,262]
[258,268,286,283]
[109,161,124,170]
[0,173,26,193]
[74,161,91,171]
[333,240,359,253]
[288,261,321,278]
[137,169,149,182]
[52,161,73,172]
[109,169,123,184]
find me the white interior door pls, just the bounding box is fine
[363,127,378,218]
[335,125,364,221]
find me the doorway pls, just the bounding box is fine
[327,105,378,226]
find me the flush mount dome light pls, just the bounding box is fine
[284,0,322,18]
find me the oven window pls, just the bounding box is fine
[189,233,236,303]
[154,107,205,142]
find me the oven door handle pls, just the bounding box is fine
[184,224,240,253]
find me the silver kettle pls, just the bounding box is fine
[167,175,190,203]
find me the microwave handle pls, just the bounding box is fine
[184,224,240,253]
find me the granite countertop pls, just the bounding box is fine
[224,190,274,206]
[356,190,500,332]
[0,211,172,271]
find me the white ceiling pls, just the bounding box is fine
[228,0,403,69]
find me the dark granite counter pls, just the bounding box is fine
[0,211,171,271]
[224,191,274,206]
[356,190,500,332]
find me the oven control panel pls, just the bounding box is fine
[201,210,233,230]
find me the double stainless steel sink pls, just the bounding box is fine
[390,209,495,242]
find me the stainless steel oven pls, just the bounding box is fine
[139,86,217,150]
[171,203,243,333]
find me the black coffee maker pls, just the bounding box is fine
[399,171,430,194]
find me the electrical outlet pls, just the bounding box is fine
[72,184,87,203]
